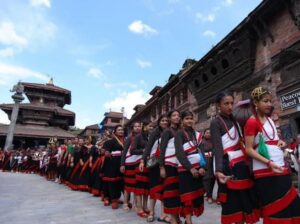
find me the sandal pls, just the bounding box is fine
[111,202,119,209]
[123,203,131,211]
[157,216,171,223]
[137,211,148,218]
[147,213,155,222]
[177,218,183,224]
[103,199,110,206]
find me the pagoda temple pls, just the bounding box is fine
[0,79,76,148]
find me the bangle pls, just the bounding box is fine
[266,160,273,167]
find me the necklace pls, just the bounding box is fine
[217,115,237,140]
[183,128,201,149]
[259,117,275,140]
[115,135,124,147]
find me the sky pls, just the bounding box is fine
[0,0,262,128]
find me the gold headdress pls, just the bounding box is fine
[251,87,271,101]
[48,137,57,144]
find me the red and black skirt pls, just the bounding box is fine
[163,165,182,215]
[135,166,149,195]
[48,157,57,172]
[68,162,83,190]
[255,174,300,224]
[220,157,260,224]
[149,165,163,200]
[102,156,123,202]
[77,160,90,191]
[90,156,104,196]
[178,167,204,217]
[2,157,11,172]
[124,162,137,193]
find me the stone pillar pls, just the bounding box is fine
[4,82,24,151]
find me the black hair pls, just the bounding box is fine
[157,113,169,130]
[141,120,150,132]
[181,111,193,120]
[215,91,234,105]
[114,125,123,133]
[167,110,180,118]
[203,128,210,134]
[131,121,141,130]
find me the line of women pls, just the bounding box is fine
[210,87,300,224]
[1,86,300,224]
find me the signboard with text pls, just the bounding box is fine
[280,88,300,110]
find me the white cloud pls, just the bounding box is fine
[136,59,152,68]
[203,30,216,38]
[0,47,15,57]
[30,0,51,8]
[0,3,57,57]
[0,62,49,86]
[87,68,104,79]
[0,111,10,124]
[104,90,150,118]
[21,14,57,46]
[0,22,28,47]
[75,113,93,129]
[128,20,158,36]
[196,13,215,23]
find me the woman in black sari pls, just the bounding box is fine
[102,125,124,209]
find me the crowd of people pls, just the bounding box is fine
[1,86,300,224]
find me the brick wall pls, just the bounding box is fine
[254,9,300,72]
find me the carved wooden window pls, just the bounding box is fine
[210,66,217,75]
[176,93,181,106]
[202,74,208,82]
[151,106,156,119]
[182,88,188,102]
[222,59,229,69]
[171,95,175,109]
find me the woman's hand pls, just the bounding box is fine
[104,151,111,158]
[268,161,284,173]
[120,165,125,173]
[139,161,144,172]
[190,167,199,178]
[277,140,286,148]
[215,172,232,184]
[160,166,166,179]
[199,168,206,176]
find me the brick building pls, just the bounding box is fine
[184,0,300,139]
[128,0,300,139]
[99,111,128,134]
[126,59,198,129]
[79,124,100,139]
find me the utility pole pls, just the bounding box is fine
[4,82,24,151]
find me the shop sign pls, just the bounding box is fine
[280,88,300,110]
